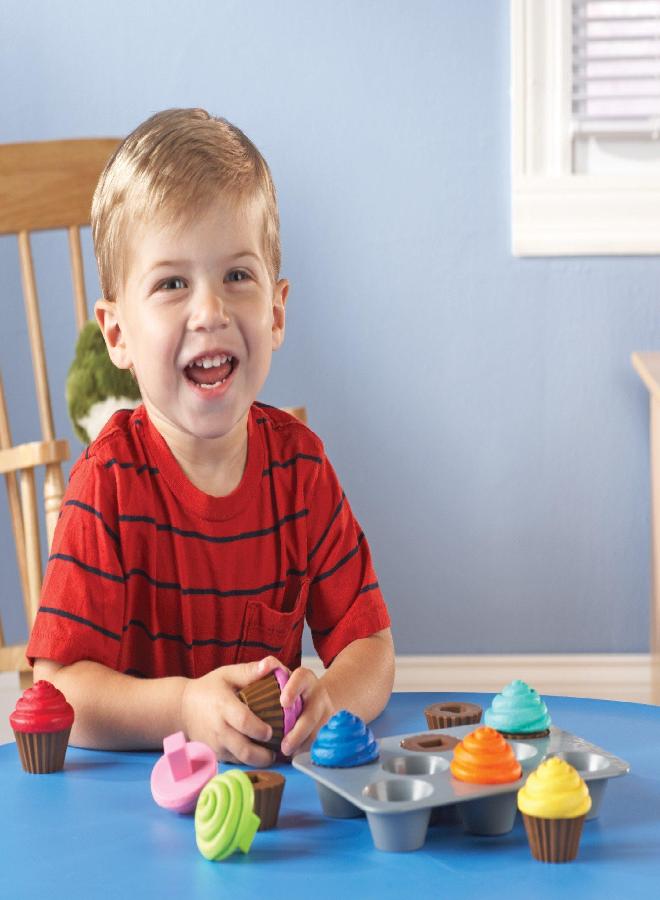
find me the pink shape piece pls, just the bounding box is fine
[151,733,217,814]
[273,667,304,737]
[163,731,192,780]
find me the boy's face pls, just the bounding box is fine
[96,196,287,447]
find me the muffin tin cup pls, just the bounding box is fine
[367,807,432,852]
[458,791,518,836]
[316,783,363,819]
[293,725,629,853]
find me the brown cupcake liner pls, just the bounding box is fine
[238,673,284,752]
[424,702,483,730]
[498,728,550,740]
[248,771,286,830]
[13,727,71,774]
[400,732,460,752]
[522,813,586,862]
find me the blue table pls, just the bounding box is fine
[1,692,657,899]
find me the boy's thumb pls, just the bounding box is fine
[234,655,278,688]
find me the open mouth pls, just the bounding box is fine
[184,353,236,390]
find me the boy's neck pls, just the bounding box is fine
[146,407,250,498]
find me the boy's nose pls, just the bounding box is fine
[189,288,230,331]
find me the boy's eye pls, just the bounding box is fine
[159,277,187,291]
[226,269,251,283]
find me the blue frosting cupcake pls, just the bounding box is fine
[311,710,379,767]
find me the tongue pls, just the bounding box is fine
[186,362,232,385]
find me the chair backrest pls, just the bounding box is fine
[0,138,119,678]
[282,406,307,424]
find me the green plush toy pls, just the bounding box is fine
[66,320,142,444]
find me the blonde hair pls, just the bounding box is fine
[91,108,281,299]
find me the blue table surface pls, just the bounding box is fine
[1,692,659,900]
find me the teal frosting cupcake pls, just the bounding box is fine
[484,680,551,736]
[311,710,379,767]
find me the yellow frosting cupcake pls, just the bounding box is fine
[517,758,591,862]
[518,757,591,819]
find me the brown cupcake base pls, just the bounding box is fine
[400,732,460,753]
[424,701,483,730]
[238,673,285,753]
[522,813,586,862]
[248,771,286,830]
[498,728,550,740]
[13,727,71,774]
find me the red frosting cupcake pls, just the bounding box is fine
[10,680,75,773]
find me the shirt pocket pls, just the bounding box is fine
[234,575,310,668]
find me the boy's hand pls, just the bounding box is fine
[279,667,336,757]
[180,656,284,766]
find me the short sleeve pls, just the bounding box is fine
[305,454,390,667]
[26,456,127,668]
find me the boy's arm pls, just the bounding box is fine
[279,627,395,756]
[34,656,281,766]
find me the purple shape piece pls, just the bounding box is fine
[273,667,303,736]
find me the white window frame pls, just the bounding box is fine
[511,0,660,256]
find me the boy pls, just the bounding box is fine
[28,108,394,766]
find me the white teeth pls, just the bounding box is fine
[199,377,228,389]
[192,354,232,368]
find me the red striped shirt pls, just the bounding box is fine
[27,404,390,677]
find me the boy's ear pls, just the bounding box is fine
[95,298,133,370]
[272,278,288,351]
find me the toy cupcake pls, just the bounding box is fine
[450,726,522,835]
[150,731,217,814]
[311,710,379,767]
[517,757,591,862]
[238,667,303,754]
[484,679,551,738]
[9,680,74,774]
[195,769,261,861]
[248,771,286,830]
[424,700,482,729]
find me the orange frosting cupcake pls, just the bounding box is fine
[450,726,522,784]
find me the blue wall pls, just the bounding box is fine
[2,0,659,653]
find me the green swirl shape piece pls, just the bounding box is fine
[195,769,260,861]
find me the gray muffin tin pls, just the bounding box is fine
[292,725,630,852]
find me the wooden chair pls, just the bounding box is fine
[0,138,119,686]
[282,406,307,424]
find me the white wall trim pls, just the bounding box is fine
[302,654,656,704]
[1,655,653,706]
[510,0,660,256]
[512,176,660,256]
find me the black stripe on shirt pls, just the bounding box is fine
[124,618,288,653]
[311,532,365,584]
[308,494,345,562]
[262,453,322,477]
[103,458,159,474]
[37,606,121,641]
[311,582,380,638]
[48,553,125,584]
[48,553,307,599]
[64,500,120,544]
[118,508,309,544]
[358,581,380,595]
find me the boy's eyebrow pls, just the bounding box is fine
[229,251,263,264]
[144,252,262,274]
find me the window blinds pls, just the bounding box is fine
[572,0,660,136]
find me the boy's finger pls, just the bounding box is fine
[226,655,284,689]
[280,712,313,757]
[279,666,313,709]
[226,696,274,744]
[223,726,276,768]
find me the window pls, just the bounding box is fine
[511,0,660,255]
